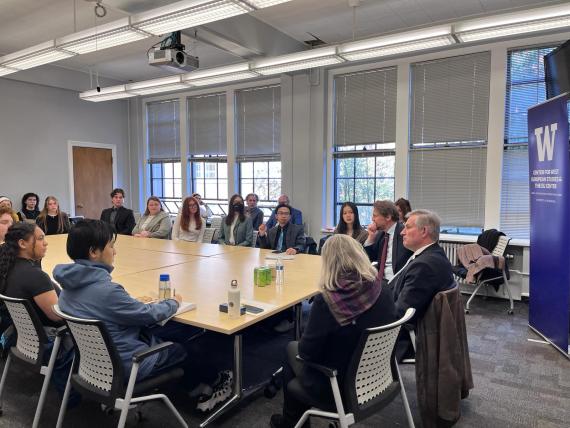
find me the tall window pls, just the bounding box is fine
[409,52,491,235]
[147,99,181,214]
[333,68,397,226]
[236,85,281,218]
[501,46,558,239]
[188,93,228,215]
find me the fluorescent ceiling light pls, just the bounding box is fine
[252,46,345,75]
[57,18,149,55]
[455,4,570,42]
[0,66,18,77]
[339,26,455,61]
[242,0,291,6]
[184,63,259,86]
[132,0,251,36]
[127,75,192,95]
[0,41,75,70]
[80,85,136,102]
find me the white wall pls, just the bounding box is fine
[0,78,131,214]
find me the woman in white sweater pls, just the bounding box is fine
[172,196,206,242]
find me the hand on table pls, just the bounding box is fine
[285,248,297,255]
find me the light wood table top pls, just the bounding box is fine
[114,235,251,257]
[43,234,198,279]
[41,234,321,335]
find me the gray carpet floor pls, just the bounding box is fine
[0,296,568,428]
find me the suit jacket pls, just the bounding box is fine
[365,222,413,276]
[390,243,455,322]
[416,285,473,428]
[265,207,303,230]
[100,206,136,235]
[218,215,253,246]
[258,223,305,253]
[131,211,171,239]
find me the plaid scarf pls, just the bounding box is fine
[321,272,383,326]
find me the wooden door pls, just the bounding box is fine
[72,146,113,219]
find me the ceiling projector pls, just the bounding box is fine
[148,47,199,73]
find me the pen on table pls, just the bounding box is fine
[173,288,176,298]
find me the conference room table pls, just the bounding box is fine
[43,234,321,426]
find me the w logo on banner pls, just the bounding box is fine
[534,123,558,162]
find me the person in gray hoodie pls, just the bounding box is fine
[54,219,186,381]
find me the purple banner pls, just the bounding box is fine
[528,94,570,355]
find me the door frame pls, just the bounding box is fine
[67,140,118,216]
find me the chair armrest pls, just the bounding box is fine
[132,341,175,363]
[55,325,69,337]
[295,355,337,378]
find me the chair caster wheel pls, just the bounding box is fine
[100,404,113,416]
[264,371,283,398]
[508,310,514,315]
[464,309,469,314]
[134,410,144,423]
[0,408,3,416]
[264,384,277,398]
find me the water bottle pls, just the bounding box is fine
[228,279,241,319]
[276,255,284,286]
[159,274,171,300]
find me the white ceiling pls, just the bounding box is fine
[0,0,567,83]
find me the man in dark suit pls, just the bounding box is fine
[389,209,455,323]
[364,200,413,285]
[100,188,136,235]
[258,204,305,254]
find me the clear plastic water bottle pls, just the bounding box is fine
[159,274,171,300]
[276,255,284,286]
[228,279,241,319]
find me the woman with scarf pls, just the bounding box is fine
[270,234,397,428]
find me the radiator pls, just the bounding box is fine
[439,241,466,285]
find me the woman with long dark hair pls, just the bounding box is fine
[395,198,412,223]
[334,202,368,244]
[217,194,253,246]
[132,196,171,239]
[36,196,70,235]
[172,196,205,242]
[18,192,41,222]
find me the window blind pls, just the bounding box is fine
[188,92,227,156]
[500,46,558,239]
[410,52,491,147]
[147,99,180,162]
[235,85,280,160]
[334,67,397,147]
[409,147,487,228]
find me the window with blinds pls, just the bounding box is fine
[333,67,397,226]
[409,52,491,233]
[147,99,181,212]
[236,85,281,207]
[501,46,558,239]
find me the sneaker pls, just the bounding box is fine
[273,319,295,333]
[196,370,233,412]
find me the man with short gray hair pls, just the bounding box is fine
[389,209,455,323]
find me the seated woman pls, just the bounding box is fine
[0,222,73,395]
[0,207,15,244]
[172,196,205,242]
[18,192,41,222]
[395,198,412,223]
[245,193,264,231]
[0,197,20,223]
[54,220,186,381]
[36,196,70,235]
[217,194,252,247]
[334,202,367,244]
[132,196,171,239]
[192,193,212,219]
[270,234,397,428]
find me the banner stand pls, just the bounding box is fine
[528,92,570,358]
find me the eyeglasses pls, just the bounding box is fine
[188,204,198,208]
[277,211,290,216]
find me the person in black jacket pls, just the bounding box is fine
[270,234,396,428]
[364,200,413,284]
[100,188,136,235]
[389,209,455,323]
[258,204,305,254]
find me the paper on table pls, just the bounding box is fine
[265,253,295,260]
[156,301,196,326]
